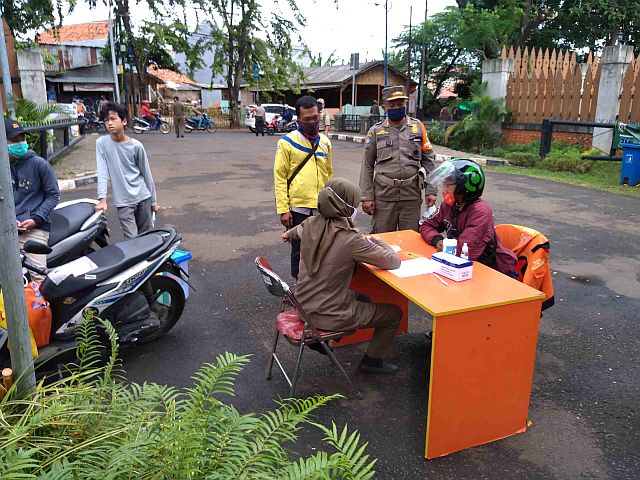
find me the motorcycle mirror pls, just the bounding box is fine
[23,240,52,255]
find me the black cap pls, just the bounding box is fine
[5,119,26,140]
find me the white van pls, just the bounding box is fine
[245,104,296,132]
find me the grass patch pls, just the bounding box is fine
[486,161,640,197]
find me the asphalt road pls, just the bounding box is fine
[65,130,640,479]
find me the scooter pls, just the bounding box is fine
[47,199,109,268]
[265,115,297,135]
[185,113,218,133]
[83,111,105,133]
[0,227,189,376]
[132,112,171,134]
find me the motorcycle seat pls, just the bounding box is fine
[41,232,166,300]
[48,202,96,245]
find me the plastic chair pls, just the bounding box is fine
[255,257,363,400]
[495,224,555,311]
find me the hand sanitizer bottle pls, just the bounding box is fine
[461,242,469,259]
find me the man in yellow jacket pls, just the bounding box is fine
[274,95,333,278]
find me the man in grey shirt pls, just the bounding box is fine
[97,102,159,238]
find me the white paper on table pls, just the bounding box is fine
[47,256,99,285]
[390,245,401,253]
[388,258,435,278]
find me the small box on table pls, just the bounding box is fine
[431,252,473,282]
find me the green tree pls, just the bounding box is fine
[1,0,67,38]
[306,49,339,67]
[170,0,306,127]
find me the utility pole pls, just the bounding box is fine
[0,119,36,398]
[108,0,120,103]
[417,0,428,118]
[0,16,15,115]
[406,6,412,93]
[384,0,388,87]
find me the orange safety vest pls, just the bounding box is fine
[495,224,555,311]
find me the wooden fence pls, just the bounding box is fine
[503,46,601,123]
[617,56,640,123]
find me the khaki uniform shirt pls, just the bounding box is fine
[288,225,400,330]
[172,102,185,119]
[359,117,437,202]
[319,109,330,130]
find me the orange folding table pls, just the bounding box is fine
[346,230,545,459]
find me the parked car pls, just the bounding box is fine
[245,104,296,132]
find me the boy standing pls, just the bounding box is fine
[96,102,159,238]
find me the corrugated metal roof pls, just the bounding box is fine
[303,61,380,85]
[45,63,115,84]
[242,61,414,89]
[38,21,109,45]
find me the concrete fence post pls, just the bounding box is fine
[481,58,516,102]
[16,50,47,105]
[592,44,634,152]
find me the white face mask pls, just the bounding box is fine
[326,186,358,222]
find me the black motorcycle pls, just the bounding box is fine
[47,199,109,268]
[0,228,189,377]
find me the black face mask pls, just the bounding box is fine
[298,119,320,139]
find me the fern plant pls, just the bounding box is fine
[5,95,68,154]
[0,318,376,479]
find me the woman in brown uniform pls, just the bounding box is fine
[283,178,403,374]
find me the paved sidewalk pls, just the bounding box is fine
[327,131,508,166]
[52,132,99,191]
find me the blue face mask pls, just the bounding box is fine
[8,141,28,158]
[387,107,406,121]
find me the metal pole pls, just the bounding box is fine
[406,6,412,93]
[0,16,15,114]
[417,0,428,118]
[0,117,36,398]
[384,0,388,87]
[108,0,120,103]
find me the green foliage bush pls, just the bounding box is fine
[427,120,445,145]
[491,140,594,173]
[0,319,377,479]
[445,83,506,152]
[540,151,593,173]
[503,152,539,167]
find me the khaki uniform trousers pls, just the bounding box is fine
[370,198,422,234]
[174,117,185,137]
[352,299,402,359]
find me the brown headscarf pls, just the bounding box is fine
[300,178,361,276]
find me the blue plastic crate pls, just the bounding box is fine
[170,249,192,298]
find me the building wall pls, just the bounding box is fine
[356,65,406,87]
[41,44,101,71]
[503,124,593,150]
[1,19,22,110]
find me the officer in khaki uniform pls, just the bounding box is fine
[359,86,437,233]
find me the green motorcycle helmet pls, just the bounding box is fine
[427,158,486,203]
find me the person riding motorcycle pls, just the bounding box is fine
[279,104,293,129]
[190,101,204,129]
[140,100,156,126]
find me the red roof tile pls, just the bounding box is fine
[149,66,195,85]
[38,21,109,44]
